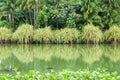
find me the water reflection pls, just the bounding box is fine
[0,46,12,60]
[53,45,80,61]
[12,45,34,63]
[104,45,120,62]
[33,45,54,61]
[80,45,103,64]
[0,44,120,73]
[0,44,120,63]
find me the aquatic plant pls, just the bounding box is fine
[0,69,119,80]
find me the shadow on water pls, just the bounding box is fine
[0,44,120,74]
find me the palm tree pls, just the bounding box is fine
[0,0,21,28]
[34,0,38,28]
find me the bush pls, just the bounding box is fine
[0,70,119,80]
[53,28,80,43]
[81,24,103,44]
[104,25,120,43]
[0,27,11,42]
[0,20,10,28]
[12,24,33,43]
[33,27,53,43]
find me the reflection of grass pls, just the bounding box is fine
[3,44,120,65]
[81,45,103,64]
[33,45,80,61]
[9,45,80,63]
[0,45,12,60]
[104,45,120,62]
[53,45,79,61]
[12,45,34,63]
[33,45,53,61]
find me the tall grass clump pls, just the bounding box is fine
[33,27,53,43]
[104,25,120,44]
[54,28,80,43]
[81,24,103,44]
[0,27,11,43]
[12,24,33,43]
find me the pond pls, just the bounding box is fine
[0,44,120,74]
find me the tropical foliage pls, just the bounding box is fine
[0,70,119,80]
[0,0,120,44]
[0,24,120,44]
[0,0,120,29]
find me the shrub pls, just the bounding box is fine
[81,24,103,44]
[12,24,33,43]
[0,20,10,28]
[33,27,53,43]
[0,27,11,42]
[53,28,80,43]
[104,25,120,43]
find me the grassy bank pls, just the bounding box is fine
[0,69,120,80]
[1,24,120,44]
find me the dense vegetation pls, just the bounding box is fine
[0,69,120,80]
[0,0,120,29]
[0,0,120,44]
[0,1,120,79]
[0,23,120,44]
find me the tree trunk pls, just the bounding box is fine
[111,39,117,45]
[11,13,14,28]
[8,13,14,28]
[29,11,32,25]
[8,14,11,27]
[34,0,38,28]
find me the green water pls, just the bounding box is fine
[0,44,120,74]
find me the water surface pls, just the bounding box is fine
[0,44,120,74]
